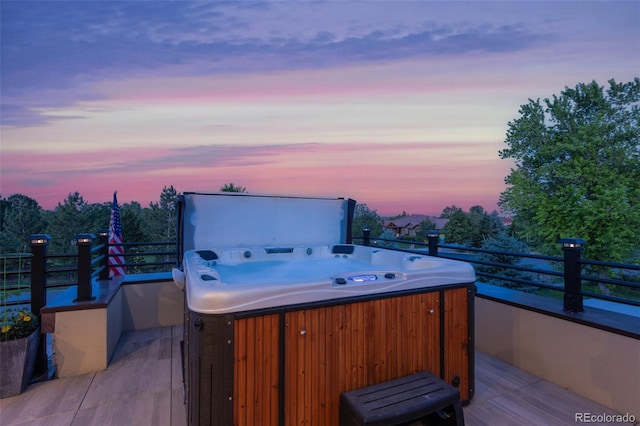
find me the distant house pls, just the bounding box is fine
[384,214,448,238]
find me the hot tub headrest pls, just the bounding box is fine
[332,245,355,255]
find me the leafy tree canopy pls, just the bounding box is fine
[351,203,383,238]
[440,205,463,219]
[417,217,436,238]
[440,205,504,247]
[499,78,640,261]
[0,194,47,253]
[442,209,475,246]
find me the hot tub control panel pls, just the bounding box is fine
[334,271,398,286]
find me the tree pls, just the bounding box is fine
[476,231,535,291]
[416,217,437,240]
[439,205,502,247]
[120,201,146,243]
[442,209,474,245]
[440,205,463,219]
[0,194,47,253]
[377,228,399,248]
[140,186,179,271]
[46,192,98,253]
[220,183,247,193]
[142,186,178,242]
[351,203,383,239]
[499,79,640,261]
[468,206,504,248]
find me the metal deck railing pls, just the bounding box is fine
[2,229,639,397]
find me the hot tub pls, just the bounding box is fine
[183,244,475,314]
[177,192,475,426]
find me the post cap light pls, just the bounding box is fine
[426,230,440,238]
[559,238,586,249]
[28,234,51,245]
[362,226,371,232]
[97,229,109,237]
[75,233,96,244]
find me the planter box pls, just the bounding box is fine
[0,327,40,398]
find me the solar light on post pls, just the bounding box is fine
[74,233,96,302]
[560,238,586,313]
[427,230,440,257]
[362,226,371,246]
[28,234,51,379]
[96,229,110,281]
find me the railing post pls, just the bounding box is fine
[427,230,440,257]
[28,234,50,318]
[28,234,50,380]
[362,227,371,246]
[560,238,585,313]
[97,229,110,281]
[74,233,96,302]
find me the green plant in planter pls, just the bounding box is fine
[0,309,40,398]
[1,309,39,341]
[1,253,41,398]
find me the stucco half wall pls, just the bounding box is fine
[475,296,639,419]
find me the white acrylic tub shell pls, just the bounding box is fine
[183,245,475,314]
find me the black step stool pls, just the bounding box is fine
[339,371,464,426]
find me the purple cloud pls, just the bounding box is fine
[1,1,555,127]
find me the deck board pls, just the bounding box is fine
[0,326,630,426]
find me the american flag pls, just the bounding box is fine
[108,192,126,277]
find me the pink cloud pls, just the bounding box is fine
[92,57,530,107]
[2,141,509,215]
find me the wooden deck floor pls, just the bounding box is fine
[0,325,631,426]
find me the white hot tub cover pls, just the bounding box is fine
[178,192,356,256]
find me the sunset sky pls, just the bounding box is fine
[1,1,638,216]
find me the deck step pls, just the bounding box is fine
[339,371,464,426]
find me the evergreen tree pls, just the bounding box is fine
[220,183,247,193]
[120,201,146,243]
[476,231,535,290]
[377,228,399,248]
[142,186,178,242]
[46,192,96,253]
[468,206,504,247]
